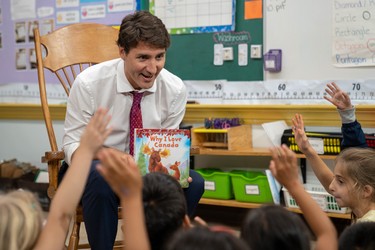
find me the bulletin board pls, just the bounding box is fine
[150,0,236,34]
[264,0,375,81]
[161,0,264,81]
[0,0,139,86]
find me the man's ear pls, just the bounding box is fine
[119,47,126,60]
[182,214,191,229]
[363,184,374,199]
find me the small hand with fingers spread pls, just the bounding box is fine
[97,148,142,200]
[324,82,352,110]
[292,114,312,154]
[80,108,112,155]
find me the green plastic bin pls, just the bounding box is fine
[230,170,273,203]
[196,168,234,200]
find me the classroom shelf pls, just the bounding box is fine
[198,198,351,220]
[192,125,347,221]
[191,146,337,160]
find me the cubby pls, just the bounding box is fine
[191,125,252,151]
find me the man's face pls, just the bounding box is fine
[120,42,166,90]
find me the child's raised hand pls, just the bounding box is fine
[292,114,311,153]
[80,108,112,155]
[96,148,142,200]
[269,144,300,189]
[324,82,352,110]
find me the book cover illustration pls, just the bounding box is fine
[134,129,191,188]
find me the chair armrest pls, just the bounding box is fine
[41,150,65,199]
[42,150,65,163]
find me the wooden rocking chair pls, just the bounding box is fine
[34,22,123,250]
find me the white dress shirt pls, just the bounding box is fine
[63,58,187,165]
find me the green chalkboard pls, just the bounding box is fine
[141,0,263,81]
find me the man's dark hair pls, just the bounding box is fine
[142,172,187,250]
[117,10,170,54]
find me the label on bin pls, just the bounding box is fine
[245,185,260,195]
[205,181,216,191]
[308,138,324,154]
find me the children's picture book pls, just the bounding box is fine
[134,128,191,188]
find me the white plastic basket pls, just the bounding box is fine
[283,184,350,214]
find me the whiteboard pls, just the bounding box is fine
[264,0,375,81]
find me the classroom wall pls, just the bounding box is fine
[264,0,375,80]
[0,120,64,169]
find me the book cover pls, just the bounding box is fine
[134,128,191,188]
[265,169,281,205]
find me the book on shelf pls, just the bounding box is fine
[134,128,191,188]
[265,169,281,205]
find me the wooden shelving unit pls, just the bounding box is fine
[199,198,351,219]
[192,127,349,221]
[192,146,337,159]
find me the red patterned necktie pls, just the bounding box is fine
[129,91,143,156]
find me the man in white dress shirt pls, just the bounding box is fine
[62,11,204,250]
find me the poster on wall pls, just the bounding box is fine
[332,0,375,67]
[0,0,140,103]
[150,0,236,34]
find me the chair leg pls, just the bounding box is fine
[67,220,81,250]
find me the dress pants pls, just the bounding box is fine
[82,160,204,250]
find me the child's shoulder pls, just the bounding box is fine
[357,209,375,223]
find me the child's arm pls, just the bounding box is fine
[97,148,150,250]
[292,114,334,192]
[269,145,337,250]
[35,108,112,250]
[324,82,367,148]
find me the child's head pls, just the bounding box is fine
[0,190,44,250]
[330,148,375,210]
[240,204,311,250]
[166,226,249,250]
[142,172,188,250]
[339,222,375,250]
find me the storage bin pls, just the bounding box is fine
[283,184,349,214]
[230,170,273,203]
[195,168,233,199]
